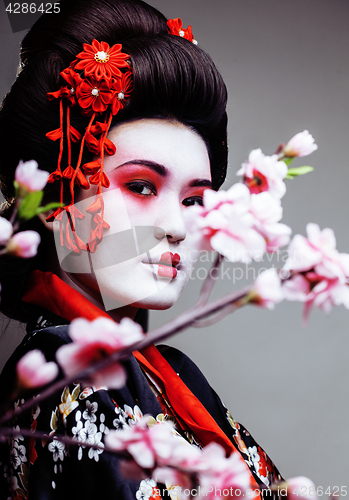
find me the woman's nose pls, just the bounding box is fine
[154,199,186,243]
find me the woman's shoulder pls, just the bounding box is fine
[156,344,209,384]
[156,344,227,422]
[156,345,283,485]
[10,321,70,362]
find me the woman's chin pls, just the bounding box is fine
[133,291,180,311]
[96,282,183,312]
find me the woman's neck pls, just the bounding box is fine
[59,270,139,322]
[44,230,139,322]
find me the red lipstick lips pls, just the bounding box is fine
[157,252,180,278]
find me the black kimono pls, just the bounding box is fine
[0,309,282,500]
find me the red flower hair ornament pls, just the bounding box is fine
[167,18,198,44]
[75,40,130,80]
[46,23,196,255]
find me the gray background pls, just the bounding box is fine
[1,0,348,489]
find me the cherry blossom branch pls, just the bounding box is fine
[105,419,253,497]
[1,424,207,491]
[0,161,61,259]
[0,426,111,454]
[192,297,248,328]
[0,284,253,426]
[5,419,316,500]
[1,425,194,482]
[2,424,255,500]
[9,202,19,226]
[6,217,346,427]
[0,136,326,496]
[196,253,222,308]
[0,132,321,425]
[139,284,253,346]
[0,131,331,429]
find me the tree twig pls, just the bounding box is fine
[196,253,222,308]
[192,299,245,328]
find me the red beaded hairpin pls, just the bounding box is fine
[45,39,133,254]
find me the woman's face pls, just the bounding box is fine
[68,118,211,312]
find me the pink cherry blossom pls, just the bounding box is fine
[283,223,349,319]
[197,444,252,499]
[283,130,318,158]
[281,476,317,500]
[6,230,41,258]
[161,444,252,499]
[15,160,50,194]
[281,274,310,302]
[166,439,203,471]
[185,184,291,262]
[56,317,144,388]
[284,223,349,276]
[16,349,59,389]
[153,467,193,499]
[107,421,251,498]
[237,149,288,199]
[106,418,177,468]
[0,217,13,246]
[249,192,291,252]
[184,183,266,263]
[250,268,284,309]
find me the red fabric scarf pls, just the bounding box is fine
[22,270,261,494]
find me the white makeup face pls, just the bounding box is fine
[63,118,212,312]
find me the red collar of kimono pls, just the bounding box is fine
[22,270,261,494]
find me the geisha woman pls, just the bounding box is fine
[0,0,283,497]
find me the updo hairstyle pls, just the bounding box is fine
[0,0,228,320]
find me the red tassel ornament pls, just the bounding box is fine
[45,39,133,254]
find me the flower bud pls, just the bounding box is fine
[283,131,318,158]
[15,160,50,196]
[0,217,13,246]
[6,231,41,258]
[250,268,284,309]
[16,350,59,389]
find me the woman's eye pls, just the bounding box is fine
[126,182,156,196]
[182,196,204,207]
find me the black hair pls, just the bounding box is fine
[0,0,228,320]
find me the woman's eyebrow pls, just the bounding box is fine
[189,179,212,188]
[114,159,168,176]
[113,160,212,188]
